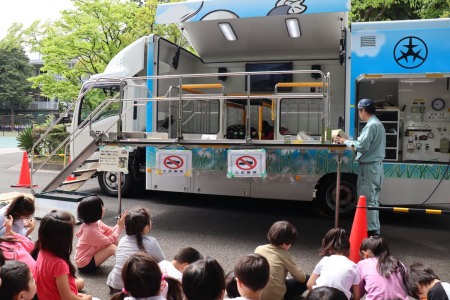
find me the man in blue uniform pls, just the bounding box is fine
[334,99,386,236]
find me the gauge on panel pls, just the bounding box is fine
[431,98,445,111]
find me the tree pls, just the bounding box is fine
[417,0,450,18]
[351,0,423,22]
[24,0,186,103]
[0,44,33,128]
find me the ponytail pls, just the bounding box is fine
[360,235,402,278]
[136,233,145,252]
[110,291,126,300]
[165,276,183,300]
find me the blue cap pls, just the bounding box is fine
[357,99,375,109]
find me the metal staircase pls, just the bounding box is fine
[41,140,99,192]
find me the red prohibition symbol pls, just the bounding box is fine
[236,156,257,170]
[163,155,184,169]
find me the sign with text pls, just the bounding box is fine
[97,145,130,173]
[227,149,266,178]
[426,112,449,121]
[156,150,192,176]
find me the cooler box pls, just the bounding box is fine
[34,190,96,222]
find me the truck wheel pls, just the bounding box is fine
[315,174,357,218]
[98,171,133,197]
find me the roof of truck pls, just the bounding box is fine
[156,0,350,62]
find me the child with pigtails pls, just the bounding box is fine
[107,207,166,294]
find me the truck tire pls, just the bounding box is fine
[315,174,357,218]
[98,171,134,197]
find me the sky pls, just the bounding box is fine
[0,0,74,39]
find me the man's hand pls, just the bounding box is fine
[334,136,346,144]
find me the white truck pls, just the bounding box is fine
[38,0,450,216]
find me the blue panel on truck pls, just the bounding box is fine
[156,0,350,24]
[146,38,155,132]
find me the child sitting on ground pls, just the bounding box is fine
[159,246,203,281]
[75,196,126,273]
[182,257,225,300]
[0,214,36,277]
[0,260,37,300]
[306,287,347,300]
[233,253,270,300]
[0,195,35,237]
[405,262,450,299]
[107,207,166,293]
[254,220,308,300]
[34,210,92,300]
[358,235,408,300]
[307,228,360,300]
[110,253,182,300]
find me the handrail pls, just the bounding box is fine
[276,82,329,88]
[31,69,331,190]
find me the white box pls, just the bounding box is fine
[34,190,96,223]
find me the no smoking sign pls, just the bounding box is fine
[227,150,266,178]
[156,150,192,176]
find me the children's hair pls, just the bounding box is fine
[360,235,405,278]
[125,207,151,252]
[0,260,34,300]
[110,253,182,300]
[234,253,270,292]
[77,196,104,224]
[405,262,439,298]
[225,271,240,298]
[182,257,225,300]
[5,195,35,218]
[267,220,298,246]
[306,286,348,300]
[174,247,203,264]
[0,248,5,266]
[36,210,77,278]
[319,228,350,257]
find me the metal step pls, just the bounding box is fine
[42,140,99,193]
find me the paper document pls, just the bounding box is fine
[332,129,349,140]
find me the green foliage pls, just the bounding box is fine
[25,0,144,102]
[17,127,34,153]
[31,123,69,155]
[416,0,450,18]
[21,0,187,103]
[0,45,33,110]
[350,0,423,22]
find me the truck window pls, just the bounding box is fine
[79,85,121,124]
[280,98,323,136]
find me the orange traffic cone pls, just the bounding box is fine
[11,152,38,188]
[349,195,368,263]
[65,157,77,182]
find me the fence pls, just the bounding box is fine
[0,114,49,132]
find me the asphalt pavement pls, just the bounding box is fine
[1,148,450,300]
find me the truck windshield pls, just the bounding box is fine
[79,84,121,124]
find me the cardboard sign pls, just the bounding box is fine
[97,145,130,173]
[156,150,192,176]
[227,149,266,178]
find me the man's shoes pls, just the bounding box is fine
[367,230,380,237]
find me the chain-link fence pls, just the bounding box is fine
[0,114,49,132]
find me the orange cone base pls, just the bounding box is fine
[12,152,38,189]
[11,184,38,188]
[65,175,77,182]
